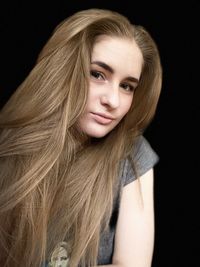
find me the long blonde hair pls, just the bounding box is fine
[0,8,162,267]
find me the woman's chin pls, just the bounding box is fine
[82,126,111,138]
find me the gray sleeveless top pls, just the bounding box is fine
[43,135,159,267]
[97,135,159,265]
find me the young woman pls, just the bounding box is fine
[0,8,162,267]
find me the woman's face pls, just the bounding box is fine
[78,35,143,138]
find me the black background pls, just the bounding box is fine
[0,1,199,266]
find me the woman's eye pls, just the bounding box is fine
[120,83,135,92]
[90,70,105,80]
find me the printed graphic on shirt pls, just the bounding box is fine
[48,241,70,267]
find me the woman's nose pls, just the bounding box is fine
[100,84,120,109]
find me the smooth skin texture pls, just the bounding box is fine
[78,35,143,138]
[98,169,155,267]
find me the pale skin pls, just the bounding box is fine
[78,35,155,267]
[78,35,143,138]
[98,169,155,267]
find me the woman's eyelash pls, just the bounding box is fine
[90,70,105,80]
[90,71,135,92]
[120,83,135,92]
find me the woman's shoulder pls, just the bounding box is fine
[121,135,159,186]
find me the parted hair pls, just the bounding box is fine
[0,8,162,267]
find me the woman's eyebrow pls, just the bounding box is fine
[91,60,139,84]
[91,61,114,74]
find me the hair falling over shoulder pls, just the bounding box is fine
[0,8,162,267]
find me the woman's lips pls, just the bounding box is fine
[90,112,114,125]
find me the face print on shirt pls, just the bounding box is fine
[48,242,70,267]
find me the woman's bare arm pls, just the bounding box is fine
[106,168,155,267]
